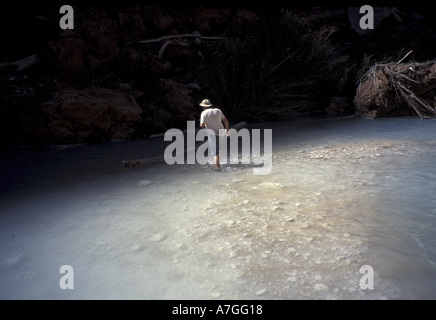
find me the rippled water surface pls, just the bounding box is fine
[1,116,436,299]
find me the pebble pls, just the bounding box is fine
[175,243,184,249]
[150,233,167,242]
[226,220,235,226]
[210,292,221,298]
[314,283,329,291]
[256,288,267,295]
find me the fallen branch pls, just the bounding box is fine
[130,31,228,60]
[396,49,413,64]
[135,31,228,44]
[158,40,189,60]
[0,54,39,72]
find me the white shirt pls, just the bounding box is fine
[200,108,225,135]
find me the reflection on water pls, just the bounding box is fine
[1,116,436,299]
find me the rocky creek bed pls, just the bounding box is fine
[1,117,436,299]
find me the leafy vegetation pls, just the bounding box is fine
[191,10,351,121]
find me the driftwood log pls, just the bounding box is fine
[121,122,247,168]
[129,31,228,60]
[0,54,39,72]
[135,32,228,44]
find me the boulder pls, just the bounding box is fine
[236,10,259,26]
[194,8,232,34]
[42,87,142,144]
[47,37,87,79]
[119,47,171,74]
[325,96,353,115]
[84,11,121,66]
[143,6,175,33]
[118,12,147,37]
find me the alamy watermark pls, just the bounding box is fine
[163,121,272,175]
[58,5,376,31]
[59,265,74,290]
[59,5,74,30]
[58,264,374,292]
[359,265,374,290]
[359,5,374,30]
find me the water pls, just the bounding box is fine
[1,116,436,299]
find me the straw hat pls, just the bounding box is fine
[199,99,213,107]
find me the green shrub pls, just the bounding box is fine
[192,10,350,121]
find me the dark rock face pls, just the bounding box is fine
[159,79,197,119]
[47,38,88,80]
[1,4,436,145]
[40,87,142,144]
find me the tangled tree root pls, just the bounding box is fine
[354,51,436,119]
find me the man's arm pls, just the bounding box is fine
[200,111,205,128]
[222,116,229,133]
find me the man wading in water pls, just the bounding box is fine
[199,99,229,169]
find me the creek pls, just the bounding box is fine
[1,116,436,299]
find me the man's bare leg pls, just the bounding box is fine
[215,155,221,169]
